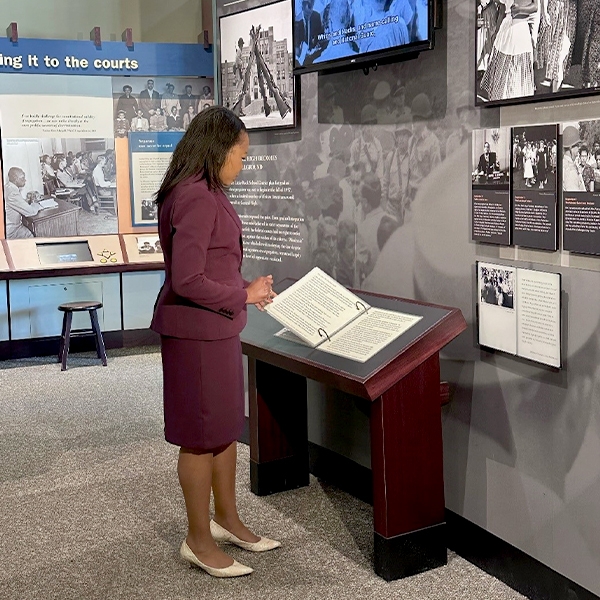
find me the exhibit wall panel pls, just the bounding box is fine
[9,273,121,340]
[214,0,600,593]
[121,270,165,330]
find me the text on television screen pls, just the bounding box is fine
[293,0,429,68]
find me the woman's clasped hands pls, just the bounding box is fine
[246,275,277,311]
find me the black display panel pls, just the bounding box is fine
[36,241,94,265]
[293,0,434,74]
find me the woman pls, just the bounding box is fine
[481,0,538,101]
[537,0,577,92]
[536,141,548,189]
[523,143,534,186]
[55,156,99,213]
[151,106,279,578]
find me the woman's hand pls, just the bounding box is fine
[246,275,276,311]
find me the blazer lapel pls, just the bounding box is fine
[217,190,243,234]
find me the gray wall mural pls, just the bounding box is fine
[216,0,600,595]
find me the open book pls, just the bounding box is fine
[264,267,422,363]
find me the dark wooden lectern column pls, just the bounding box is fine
[242,288,466,581]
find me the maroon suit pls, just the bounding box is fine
[151,175,249,450]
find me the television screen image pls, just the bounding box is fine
[293,0,431,73]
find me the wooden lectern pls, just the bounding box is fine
[241,286,466,581]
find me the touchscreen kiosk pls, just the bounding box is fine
[5,235,124,271]
[37,241,94,265]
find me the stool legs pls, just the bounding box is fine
[89,308,107,367]
[59,311,73,371]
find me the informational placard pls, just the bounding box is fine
[477,261,561,368]
[561,120,600,255]
[511,124,558,251]
[128,132,184,226]
[471,128,511,245]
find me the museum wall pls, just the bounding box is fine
[213,0,600,595]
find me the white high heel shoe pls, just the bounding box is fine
[180,540,253,577]
[210,520,281,552]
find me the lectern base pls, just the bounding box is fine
[250,455,309,496]
[374,523,447,581]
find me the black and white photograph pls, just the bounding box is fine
[479,263,515,308]
[219,0,296,130]
[2,137,117,239]
[476,0,600,106]
[317,24,446,125]
[561,120,600,192]
[511,125,557,191]
[471,127,510,185]
[137,235,162,254]
[111,76,215,134]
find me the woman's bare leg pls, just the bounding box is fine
[212,442,260,542]
[178,448,237,567]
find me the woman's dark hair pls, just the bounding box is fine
[155,106,246,204]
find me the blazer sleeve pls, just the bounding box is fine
[170,190,248,317]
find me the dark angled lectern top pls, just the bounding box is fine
[241,281,467,401]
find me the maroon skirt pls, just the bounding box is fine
[160,335,245,451]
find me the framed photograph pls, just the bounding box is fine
[219,0,298,131]
[475,0,600,107]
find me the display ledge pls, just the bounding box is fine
[0,261,164,281]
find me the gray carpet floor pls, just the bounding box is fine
[0,347,526,600]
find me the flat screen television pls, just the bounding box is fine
[293,0,434,75]
[36,241,94,265]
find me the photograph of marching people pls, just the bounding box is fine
[511,124,558,250]
[561,120,600,255]
[293,0,430,71]
[2,137,117,239]
[219,0,295,130]
[111,76,215,135]
[471,127,511,245]
[476,0,600,105]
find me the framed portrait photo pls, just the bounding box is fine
[475,0,600,107]
[219,0,298,131]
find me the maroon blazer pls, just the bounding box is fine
[151,175,248,341]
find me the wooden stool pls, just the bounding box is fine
[58,301,107,371]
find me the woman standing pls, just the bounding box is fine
[151,106,280,578]
[481,0,538,101]
[578,0,600,88]
[523,143,535,186]
[537,141,548,189]
[537,0,577,93]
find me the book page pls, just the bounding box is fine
[477,261,517,355]
[317,308,422,362]
[516,268,561,368]
[265,267,369,346]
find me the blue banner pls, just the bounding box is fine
[0,37,213,77]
